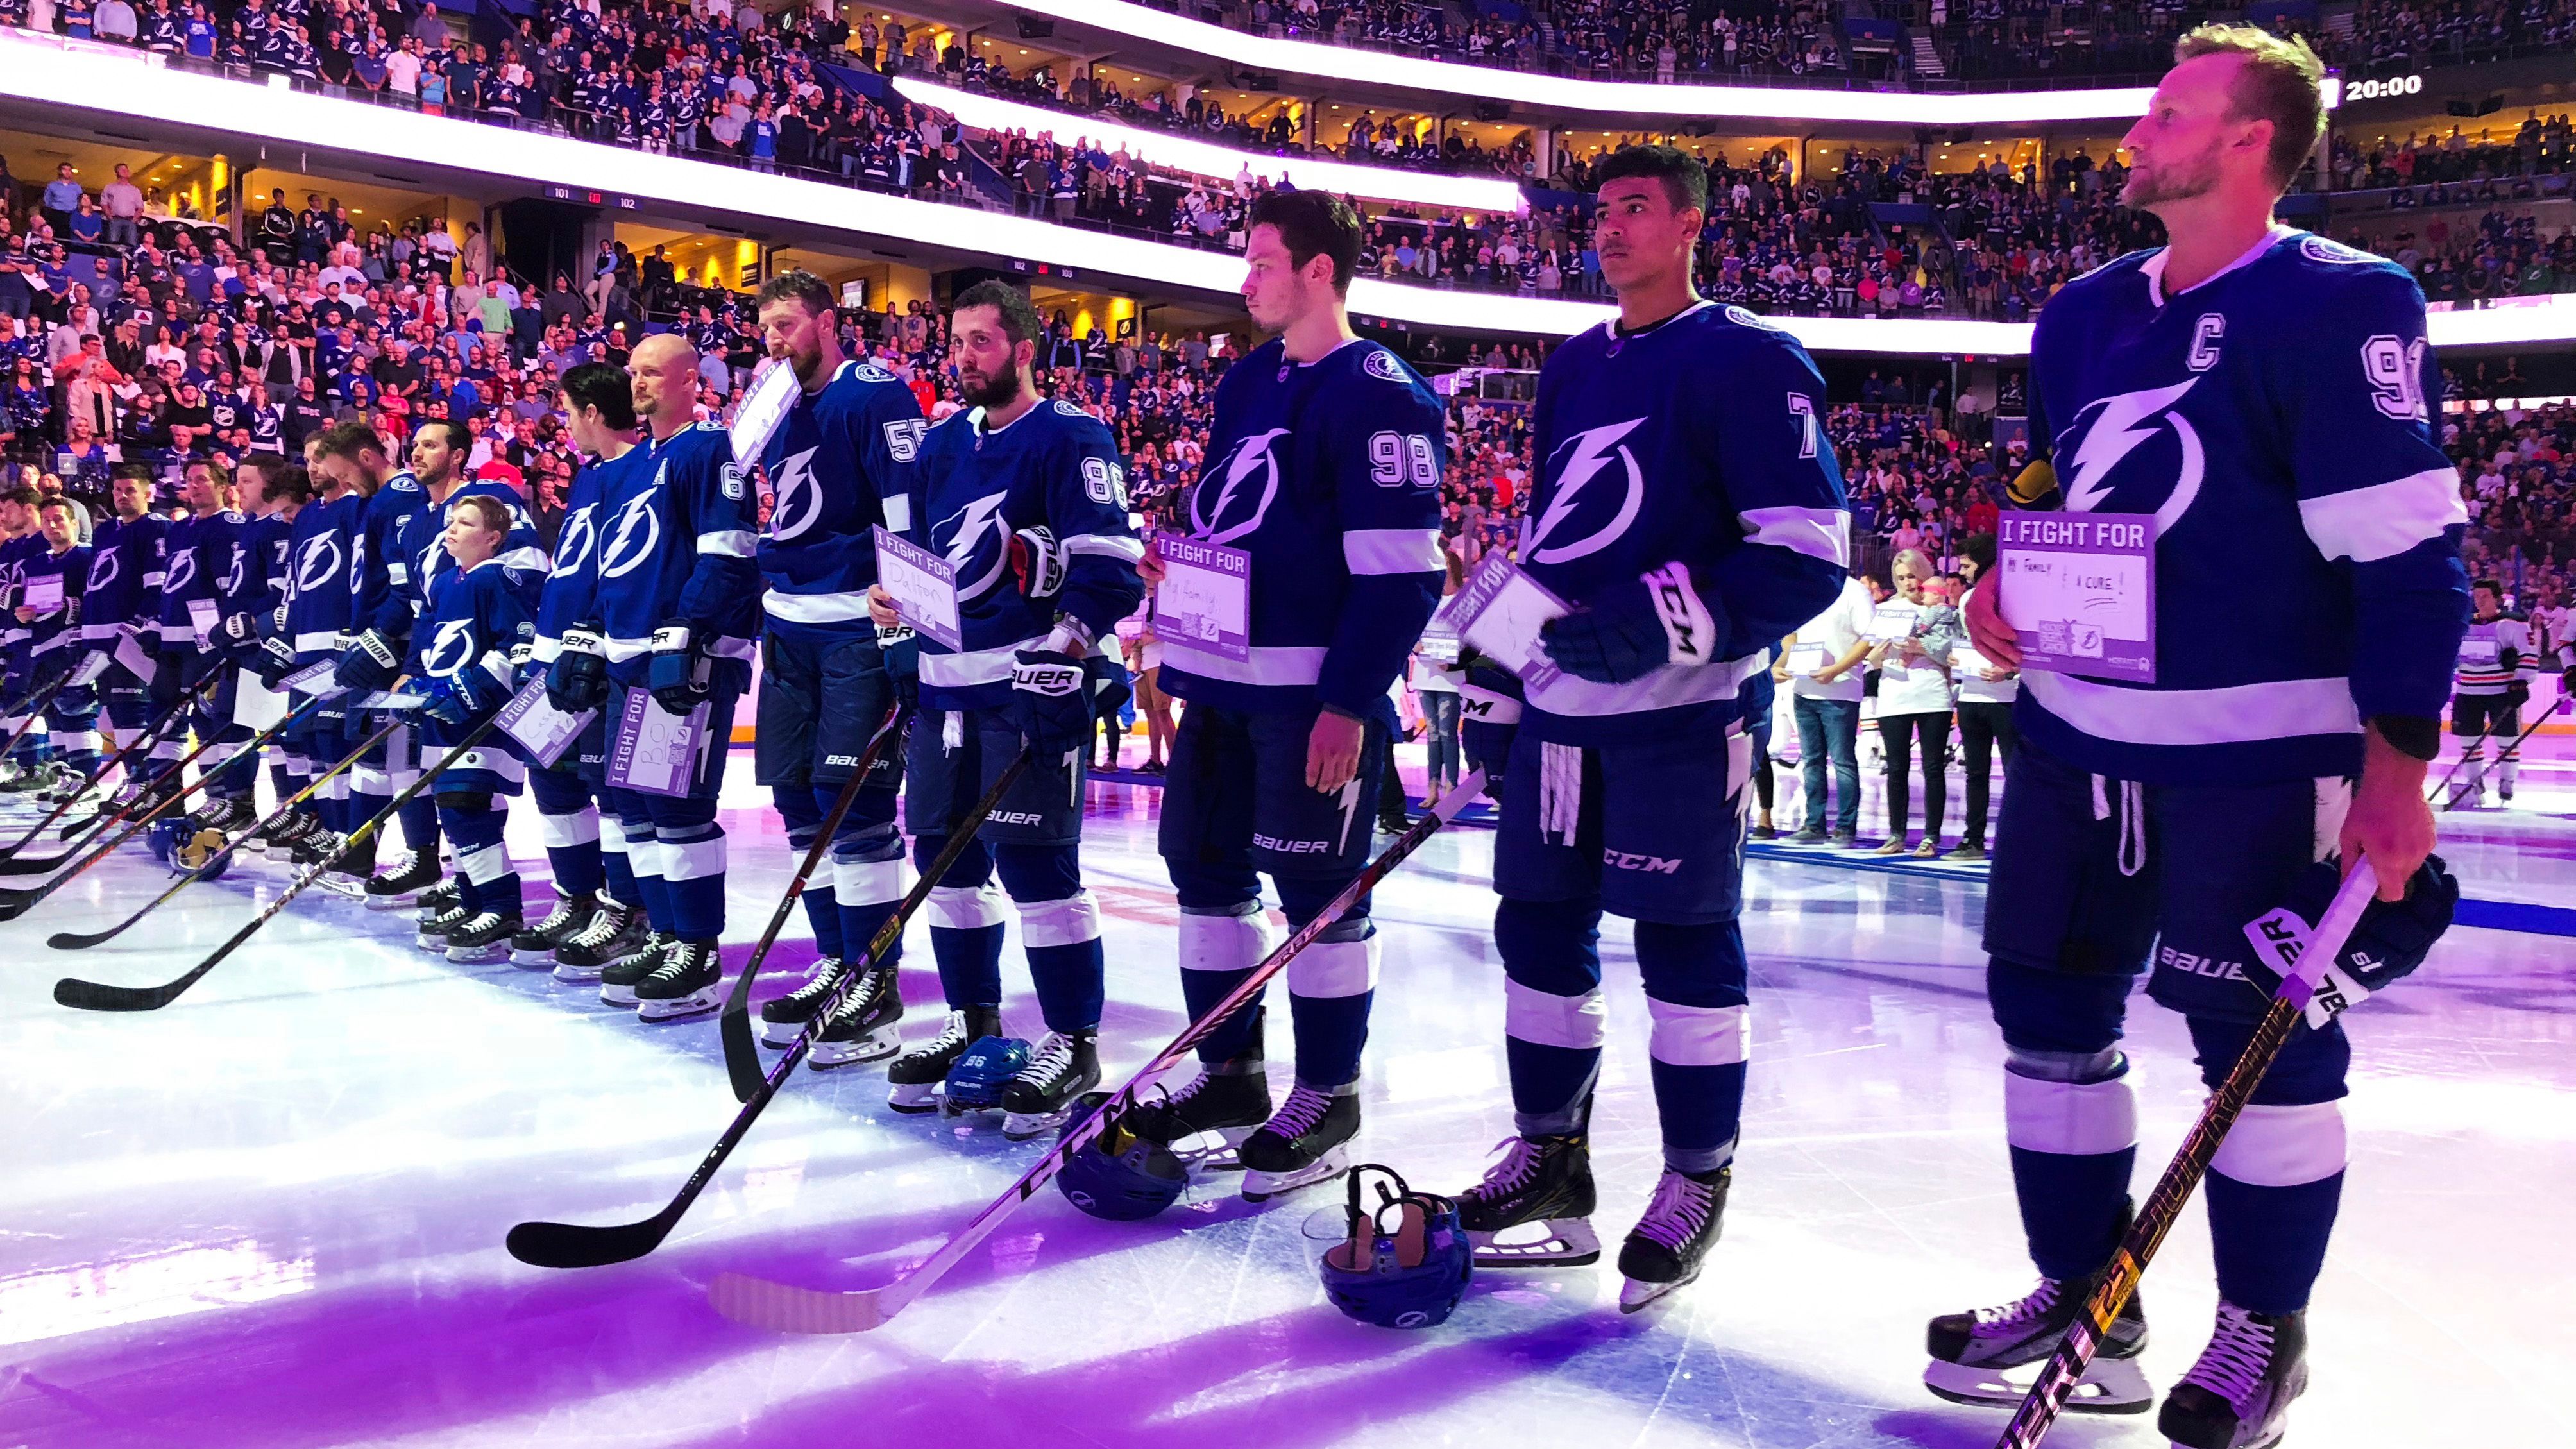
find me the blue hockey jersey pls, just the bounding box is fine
[351,467,426,639]
[22,543,90,663]
[389,479,547,631]
[905,398,1144,710]
[418,555,540,710]
[530,446,627,664]
[2019,227,2471,785]
[595,421,761,688]
[0,532,46,656]
[1517,301,1851,744]
[284,489,369,659]
[80,514,167,648]
[759,359,925,631]
[1158,337,1446,716]
[158,508,247,652]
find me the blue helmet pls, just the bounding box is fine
[942,1035,1030,1114]
[1055,1092,1187,1221]
[1319,1165,1472,1330]
[146,817,185,870]
[177,824,233,881]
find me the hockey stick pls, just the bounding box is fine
[0,672,217,861]
[0,675,300,902]
[2430,706,2550,809]
[0,665,76,770]
[505,745,1035,1270]
[52,709,498,1013]
[45,718,400,951]
[1990,857,2380,1449]
[705,767,1489,1334]
[716,702,912,1100]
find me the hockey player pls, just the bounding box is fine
[266,432,376,866]
[1128,192,1446,1200]
[513,363,647,976]
[740,270,922,1056]
[2445,578,2530,808]
[17,498,97,788]
[416,493,542,963]
[570,332,761,1021]
[1437,146,1848,1312]
[231,459,322,855]
[860,280,1142,1135]
[1941,30,2468,1448]
[152,460,251,831]
[312,421,431,894]
[0,485,53,788]
[79,468,168,806]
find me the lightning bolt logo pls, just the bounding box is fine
[768,445,823,543]
[1530,418,1648,564]
[935,492,1012,602]
[2059,379,2200,519]
[597,488,663,581]
[554,504,600,578]
[422,618,478,679]
[1193,428,1290,545]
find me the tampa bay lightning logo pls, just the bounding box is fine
[853,362,899,384]
[87,548,119,593]
[554,504,600,578]
[220,545,245,599]
[163,546,198,598]
[2300,235,2377,266]
[934,492,1012,602]
[294,534,342,593]
[1529,419,1647,564]
[2056,378,2205,532]
[597,482,662,581]
[1361,348,1408,383]
[768,445,824,543]
[421,618,477,679]
[1192,429,1289,545]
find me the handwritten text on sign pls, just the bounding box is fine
[1997,511,2157,684]
[1153,535,1251,664]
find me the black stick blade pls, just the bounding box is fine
[720,990,765,1105]
[0,852,71,879]
[54,976,179,1012]
[46,924,128,951]
[505,1214,674,1269]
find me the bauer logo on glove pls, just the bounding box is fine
[2241,854,2459,1026]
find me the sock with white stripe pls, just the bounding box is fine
[1496,895,1607,1137]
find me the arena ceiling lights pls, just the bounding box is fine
[892,76,1526,212]
[8,35,2538,355]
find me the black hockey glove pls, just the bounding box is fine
[1539,564,1725,686]
[1008,648,1092,752]
[255,633,298,691]
[548,623,610,715]
[2244,855,2458,1025]
[334,628,403,693]
[646,620,713,716]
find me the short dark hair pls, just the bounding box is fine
[253,461,316,504]
[417,418,471,453]
[755,268,838,318]
[2472,577,2503,597]
[447,494,513,535]
[311,419,387,464]
[1594,144,1709,216]
[1960,532,1998,573]
[952,280,1044,347]
[1248,191,1363,295]
[559,361,637,430]
[0,486,40,508]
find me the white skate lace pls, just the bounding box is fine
[2178,1303,2274,1409]
[565,904,631,949]
[904,1012,970,1059]
[819,967,889,1024]
[643,944,709,983]
[1021,1032,1076,1087]
[531,895,585,933]
[372,849,417,881]
[1632,1170,1716,1253]
[1469,1137,1543,1202]
[1266,1083,1335,1140]
[784,956,848,1004]
[1970,1279,2064,1329]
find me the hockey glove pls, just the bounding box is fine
[269,601,289,638]
[1009,525,1069,600]
[425,665,512,727]
[1457,659,1522,797]
[221,612,255,650]
[133,622,162,661]
[548,623,610,715]
[334,629,403,692]
[2244,854,2459,1026]
[65,650,112,690]
[1539,564,1725,686]
[1008,648,1092,752]
[2504,681,2531,711]
[255,633,299,690]
[646,620,713,716]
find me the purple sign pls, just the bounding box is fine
[1152,535,1251,664]
[872,526,963,651]
[606,687,710,799]
[1997,511,2157,684]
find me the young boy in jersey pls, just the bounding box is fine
[2445,579,2530,807]
[416,493,541,962]
[860,280,1143,1135]
[514,364,648,977]
[740,270,922,1055]
[1129,192,1447,1201]
[1440,146,1849,1312]
[1942,30,2466,1448]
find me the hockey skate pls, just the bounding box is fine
[1616,1165,1729,1312]
[808,964,904,1066]
[443,910,523,965]
[881,1007,1001,1110]
[1001,1030,1101,1139]
[633,940,725,1022]
[598,931,676,1006]
[415,888,472,954]
[2159,1303,2306,1449]
[1454,1133,1602,1266]
[1922,1273,2153,1414]
[1239,1083,1359,1201]
[550,898,643,983]
[509,892,595,967]
[318,832,378,897]
[364,849,443,910]
[1123,1062,1271,1169]
[760,955,849,1047]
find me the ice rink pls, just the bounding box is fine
[2,741,2571,1449]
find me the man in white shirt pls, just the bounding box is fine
[95,0,140,42]
[386,38,422,96]
[1776,572,1874,845]
[99,164,146,250]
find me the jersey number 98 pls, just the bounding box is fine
[1368,432,1440,489]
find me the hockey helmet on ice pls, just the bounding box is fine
[1319,1165,1472,1330]
[1055,1092,1187,1221]
[145,817,185,872]
[942,1035,1031,1114]
[176,824,233,881]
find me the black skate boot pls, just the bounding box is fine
[1239,1083,1359,1201]
[634,939,724,1022]
[550,897,644,983]
[414,877,462,919]
[1616,1165,1730,1313]
[443,908,524,965]
[183,795,257,837]
[881,1006,1002,1110]
[1454,1133,1601,1266]
[2159,1303,2307,1449]
[252,808,319,858]
[759,955,849,1047]
[1923,1273,2152,1414]
[598,930,675,1006]
[509,892,595,967]
[1123,1059,1272,1167]
[364,849,443,910]
[415,885,473,954]
[319,829,378,897]
[1001,1029,1101,1139]
[808,963,904,1067]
